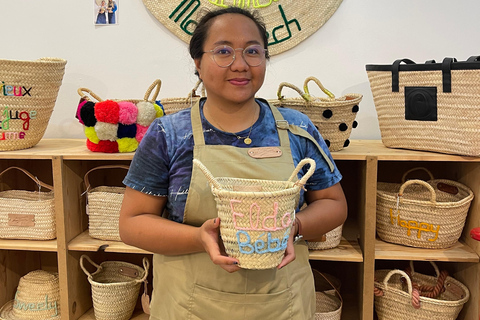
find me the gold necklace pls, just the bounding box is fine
[205,105,258,145]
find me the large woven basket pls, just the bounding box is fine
[313,270,342,320]
[157,80,205,115]
[0,166,55,240]
[374,261,469,320]
[76,79,163,153]
[366,56,480,156]
[193,158,316,270]
[84,165,129,241]
[80,255,149,320]
[376,168,474,248]
[308,224,343,250]
[269,77,362,152]
[0,57,67,151]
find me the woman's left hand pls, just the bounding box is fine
[277,224,296,269]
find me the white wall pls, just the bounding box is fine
[2,0,479,140]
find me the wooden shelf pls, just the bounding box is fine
[0,238,57,251]
[375,238,479,262]
[79,308,148,320]
[308,238,363,262]
[68,231,150,254]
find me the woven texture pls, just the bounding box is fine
[80,255,149,320]
[194,158,316,269]
[374,262,469,320]
[85,166,129,241]
[0,57,66,151]
[376,176,473,249]
[0,167,55,240]
[308,224,343,250]
[313,270,342,320]
[142,0,343,56]
[269,77,362,152]
[366,59,480,156]
[0,270,61,320]
[158,80,204,115]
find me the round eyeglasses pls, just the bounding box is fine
[203,45,267,68]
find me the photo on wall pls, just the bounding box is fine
[94,0,119,25]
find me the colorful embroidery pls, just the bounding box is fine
[389,208,440,242]
[13,292,58,317]
[0,82,32,97]
[237,230,289,254]
[0,106,36,140]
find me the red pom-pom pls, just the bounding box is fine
[470,227,480,241]
[86,139,119,153]
[95,100,120,124]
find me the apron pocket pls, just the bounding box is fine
[188,283,293,320]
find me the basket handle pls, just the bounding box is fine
[192,159,222,190]
[144,79,162,102]
[189,79,206,98]
[398,179,436,203]
[408,260,440,278]
[276,82,311,102]
[138,257,150,283]
[77,87,104,102]
[80,254,101,278]
[287,158,316,187]
[303,76,335,100]
[312,269,343,304]
[0,166,53,191]
[401,167,434,183]
[84,165,130,192]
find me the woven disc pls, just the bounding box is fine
[142,0,343,55]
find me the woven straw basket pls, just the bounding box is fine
[269,77,362,152]
[158,80,205,115]
[376,168,474,249]
[366,56,480,156]
[308,224,343,250]
[0,57,67,151]
[84,165,129,241]
[80,255,149,320]
[313,270,342,320]
[0,166,55,240]
[76,79,163,153]
[374,261,469,320]
[193,158,316,270]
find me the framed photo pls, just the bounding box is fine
[94,0,119,25]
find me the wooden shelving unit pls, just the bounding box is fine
[0,139,478,319]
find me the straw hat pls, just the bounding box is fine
[142,0,343,55]
[0,270,60,320]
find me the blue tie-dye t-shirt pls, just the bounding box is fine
[123,99,342,223]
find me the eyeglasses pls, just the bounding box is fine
[203,45,267,68]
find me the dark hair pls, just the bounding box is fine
[189,7,270,61]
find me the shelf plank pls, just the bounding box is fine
[308,238,363,262]
[0,238,57,251]
[375,238,479,262]
[68,231,150,254]
[79,308,148,320]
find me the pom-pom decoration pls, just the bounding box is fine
[95,122,118,141]
[95,100,120,124]
[136,101,158,126]
[117,137,139,153]
[118,101,138,125]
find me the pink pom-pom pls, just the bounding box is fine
[76,100,87,124]
[118,101,138,125]
[136,124,149,142]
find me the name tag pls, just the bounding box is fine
[248,147,282,159]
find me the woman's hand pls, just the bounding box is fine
[199,218,240,273]
[277,222,297,269]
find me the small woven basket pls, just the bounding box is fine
[308,224,343,250]
[80,255,149,320]
[374,261,469,320]
[376,168,474,249]
[313,270,342,320]
[193,158,316,269]
[157,80,205,115]
[84,165,129,241]
[0,57,67,151]
[268,77,362,152]
[0,167,55,240]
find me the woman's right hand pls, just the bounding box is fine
[199,218,240,273]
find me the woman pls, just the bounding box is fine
[107,0,117,24]
[95,1,107,24]
[119,7,347,320]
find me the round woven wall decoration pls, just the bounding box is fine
[142,0,343,56]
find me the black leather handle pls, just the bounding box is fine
[442,57,457,93]
[467,55,480,62]
[392,59,416,92]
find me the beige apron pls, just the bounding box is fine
[150,100,318,320]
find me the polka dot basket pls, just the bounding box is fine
[75,79,164,153]
[269,77,362,152]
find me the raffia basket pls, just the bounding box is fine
[0,57,67,151]
[313,270,342,320]
[374,261,469,320]
[308,224,343,250]
[0,166,55,240]
[193,158,316,270]
[157,80,205,115]
[269,77,362,152]
[80,255,149,320]
[84,165,129,241]
[376,167,473,248]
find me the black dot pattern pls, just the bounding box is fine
[339,123,348,131]
[343,139,350,147]
[323,109,333,119]
[352,105,359,113]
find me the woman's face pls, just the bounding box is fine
[195,13,266,107]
